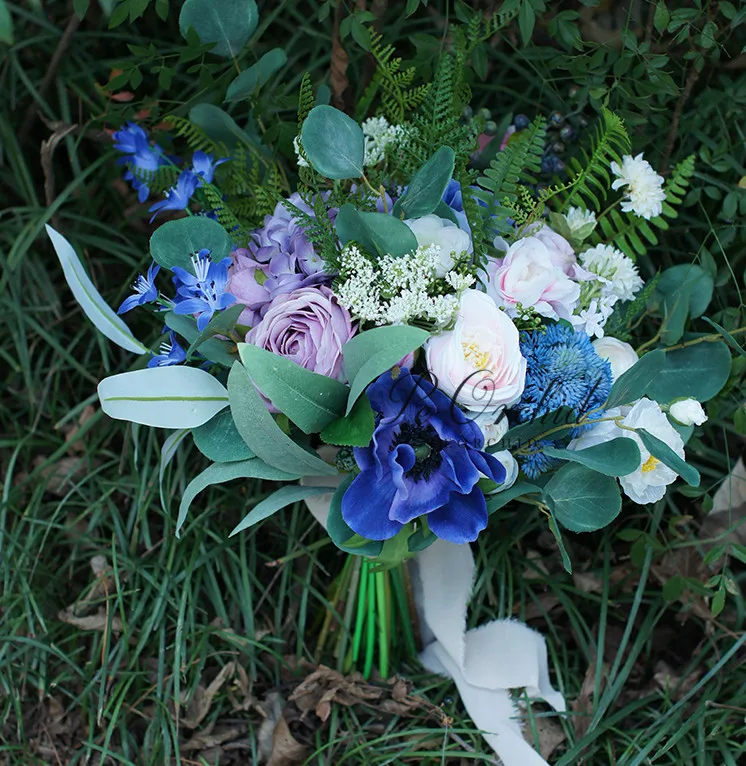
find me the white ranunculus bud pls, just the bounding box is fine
[592,337,639,381]
[670,398,707,426]
[404,214,472,277]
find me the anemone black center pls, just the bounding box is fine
[393,421,446,481]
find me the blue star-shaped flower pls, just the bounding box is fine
[117,262,160,314]
[148,169,199,221]
[172,249,236,331]
[191,150,228,186]
[112,122,166,203]
[147,332,187,368]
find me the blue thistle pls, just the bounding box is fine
[514,323,612,478]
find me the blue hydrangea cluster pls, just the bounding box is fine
[515,323,612,478]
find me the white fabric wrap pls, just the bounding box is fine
[301,466,565,765]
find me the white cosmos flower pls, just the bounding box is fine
[610,153,666,220]
[569,398,685,505]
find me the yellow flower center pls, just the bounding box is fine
[462,341,490,370]
[641,455,660,474]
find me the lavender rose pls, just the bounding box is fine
[246,285,356,381]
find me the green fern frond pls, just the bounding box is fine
[561,108,630,211]
[129,164,181,195]
[280,195,342,272]
[593,154,696,258]
[473,116,547,228]
[297,72,315,128]
[164,115,231,157]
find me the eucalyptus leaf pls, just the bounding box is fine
[488,407,576,453]
[186,304,244,359]
[636,428,700,487]
[225,48,287,101]
[327,474,383,556]
[546,437,641,477]
[237,343,348,433]
[98,367,229,428]
[702,317,746,358]
[320,394,375,447]
[393,146,456,219]
[150,216,231,274]
[189,103,254,152]
[192,408,254,462]
[543,463,622,533]
[176,457,299,537]
[301,105,365,179]
[647,340,731,403]
[485,482,541,514]
[179,0,258,58]
[655,264,714,345]
[605,349,665,409]
[230,484,333,536]
[336,204,418,259]
[227,362,338,476]
[46,225,148,355]
[342,326,430,414]
[164,312,237,367]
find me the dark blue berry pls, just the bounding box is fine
[560,125,575,142]
[484,120,498,136]
[549,110,565,127]
[477,107,492,121]
[462,105,474,121]
[514,113,530,130]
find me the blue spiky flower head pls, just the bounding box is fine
[514,323,612,477]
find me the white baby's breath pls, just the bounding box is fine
[362,116,402,166]
[610,153,666,220]
[335,243,467,327]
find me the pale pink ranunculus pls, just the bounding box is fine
[524,222,577,276]
[483,235,580,321]
[425,289,526,411]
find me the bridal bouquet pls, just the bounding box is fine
[47,12,733,762]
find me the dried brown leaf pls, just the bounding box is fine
[182,661,237,729]
[524,715,566,760]
[57,607,123,634]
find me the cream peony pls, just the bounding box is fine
[425,290,526,411]
[670,398,707,426]
[404,214,472,277]
[569,398,685,505]
[483,235,580,321]
[591,337,639,381]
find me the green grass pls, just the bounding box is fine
[2,0,746,763]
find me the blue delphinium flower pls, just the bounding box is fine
[191,150,228,186]
[341,368,506,544]
[112,122,166,203]
[148,169,199,221]
[515,323,612,478]
[172,248,236,331]
[118,262,160,314]
[147,332,187,368]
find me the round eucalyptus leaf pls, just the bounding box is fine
[179,0,258,58]
[301,106,365,180]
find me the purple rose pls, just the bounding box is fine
[246,285,356,381]
[228,192,335,327]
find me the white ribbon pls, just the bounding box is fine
[301,464,565,765]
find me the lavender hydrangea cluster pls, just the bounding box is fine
[228,193,334,327]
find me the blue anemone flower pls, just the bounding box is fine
[191,151,228,186]
[112,122,166,203]
[148,169,199,221]
[341,369,506,544]
[118,262,160,314]
[515,323,612,478]
[172,249,236,331]
[147,332,187,368]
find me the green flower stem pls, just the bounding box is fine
[390,566,417,659]
[363,569,376,679]
[351,559,369,664]
[336,555,362,673]
[376,570,389,679]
